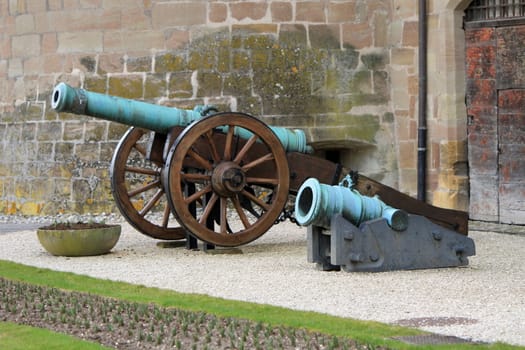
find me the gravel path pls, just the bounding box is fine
[0,219,524,346]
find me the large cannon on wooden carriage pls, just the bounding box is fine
[51,83,473,270]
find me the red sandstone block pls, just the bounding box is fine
[26,0,47,12]
[47,0,62,11]
[342,22,372,49]
[165,30,190,50]
[152,2,206,28]
[328,2,355,23]
[12,34,40,57]
[98,53,124,74]
[121,7,150,30]
[231,2,268,21]
[0,36,11,59]
[23,56,43,75]
[209,3,227,23]
[79,0,101,9]
[43,55,65,74]
[296,2,325,22]
[271,2,292,22]
[402,21,418,47]
[42,33,58,55]
[399,141,416,168]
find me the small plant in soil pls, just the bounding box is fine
[0,277,371,349]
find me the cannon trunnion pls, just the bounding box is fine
[52,83,470,264]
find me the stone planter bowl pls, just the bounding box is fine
[37,224,121,257]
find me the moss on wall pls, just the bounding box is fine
[1,25,392,216]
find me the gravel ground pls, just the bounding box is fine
[0,217,524,346]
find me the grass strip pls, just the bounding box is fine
[0,321,111,349]
[0,259,522,350]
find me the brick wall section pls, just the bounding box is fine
[0,0,466,216]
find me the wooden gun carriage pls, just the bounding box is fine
[52,83,468,248]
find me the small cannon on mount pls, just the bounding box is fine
[294,176,475,272]
[51,83,469,261]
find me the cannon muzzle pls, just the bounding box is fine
[52,83,313,153]
[52,82,203,133]
[295,176,408,230]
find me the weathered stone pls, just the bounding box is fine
[37,121,62,141]
[155,53,185,73]
[84,76,107,93]
[309,25,340,49]
[84,121,107,142]
[279,24,307,48]
[271,2,292,22]
[196,72,222,97]
[127,55,151,73]
[108,122,129,141]
[231,2,267,21]
[209,3,227,23]
[223,73,251,97]
[144,74,167,99]
[63,122,84,141]
[108,76,143,99]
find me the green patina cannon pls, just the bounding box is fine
[52,83,468,248]
[294,175,474,271]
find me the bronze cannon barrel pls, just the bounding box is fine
[51,83,313,153]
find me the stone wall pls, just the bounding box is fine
[0,0,469,216]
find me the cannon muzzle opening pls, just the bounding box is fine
[52,82,86,114]
[51,84,62,109]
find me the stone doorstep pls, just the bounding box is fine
[469,220,525,236]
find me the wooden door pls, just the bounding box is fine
[465,21,525,224]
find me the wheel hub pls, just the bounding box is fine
[211,161,246,197]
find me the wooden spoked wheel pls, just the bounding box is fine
[164,113,290,247]
[110,127,185,240]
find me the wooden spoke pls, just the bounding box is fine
[188,148,213,171]
[220,197,228,234]
[181,172,211,183]
[139,188,164,217]
[232,195,251,229]
[133,143,147,157]
[241,153,275,172]
[199,192,219,225]
[184,184,212,205]
[124,166,160,176]
[162,203,171,228]
[205,130,221,163]
[110,127,185,240]
[245,176,279,185]
[233,134,258,164]
[223,125,235,160]
[240,188,271,211]
[127,179,161,197]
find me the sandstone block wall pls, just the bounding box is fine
[0,0,469,216]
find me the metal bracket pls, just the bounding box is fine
[308,214,475,272]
